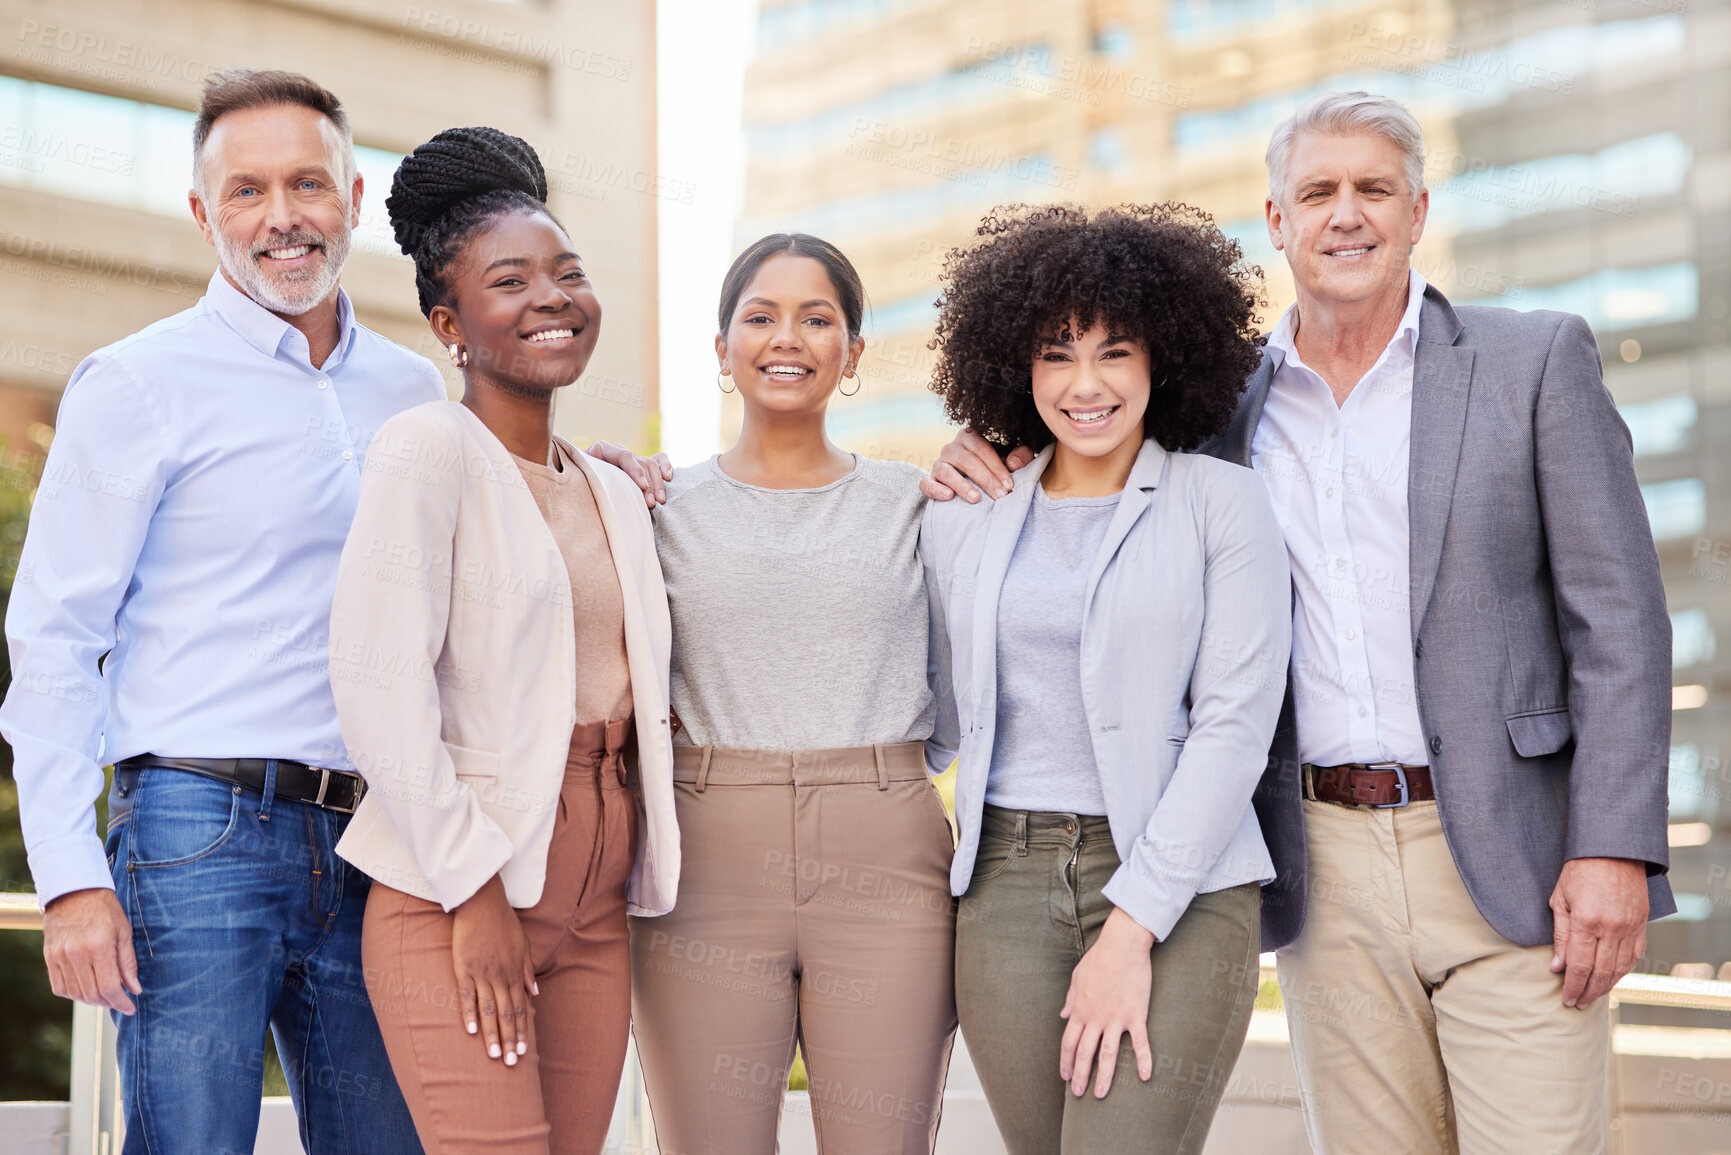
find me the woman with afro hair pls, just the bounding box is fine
[326,126,679,1154]
[920,203,1292,1153]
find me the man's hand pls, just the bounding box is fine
[918,427,1035,503]
[586,441,673,507]
[1549,857,1648,1010]
[44,888,140,1015]
[1058,907,1156,1098]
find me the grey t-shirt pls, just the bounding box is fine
[652,454,935,751]
[985,486,1120,815]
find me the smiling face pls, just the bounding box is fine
[1267,130,1427,310]
[191,103,358,316]
[1030,320,1151,460]
[716,253,863,417]
[430,209,601,393]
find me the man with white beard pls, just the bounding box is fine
[0,68,663,1154]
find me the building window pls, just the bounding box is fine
[1673,608,1717,670]
[1428,133,1691,235]
[1087,127,1131,175]
[1642,477,1707,541]
[1669,744,1703,821]
[757,0,937,53]
[1173,16,1683,156]
[1092,23,1136,61]
[1463,263,1697,333]
[1621,394,1697,459]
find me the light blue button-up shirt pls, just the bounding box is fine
[1,271,445,904]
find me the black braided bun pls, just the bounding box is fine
[386,126,555,317]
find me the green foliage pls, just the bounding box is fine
[0,441,72,1100]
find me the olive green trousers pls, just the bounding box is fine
[956,806,1260,1155]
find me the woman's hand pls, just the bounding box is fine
[587,440,673,507]
[1058,906,1156,1098]
[918,427,1036,503]
[451,875,537,1066]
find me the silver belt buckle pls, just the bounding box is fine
[311,766,362,814]
[1368,762,1410,809]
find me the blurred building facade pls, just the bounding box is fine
[741,0,1731,969]
[0,0,661,453]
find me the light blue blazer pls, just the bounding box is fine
[921,439,1292,940]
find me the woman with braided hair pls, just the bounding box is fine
[327,125,679,1155]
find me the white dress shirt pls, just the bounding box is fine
[1250,270,1428,767]
[1,271,445,905]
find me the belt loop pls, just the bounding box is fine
[694,746,714,793]
[873,744,889,791]
[258,758,277,822]
[1014,810,1027,856]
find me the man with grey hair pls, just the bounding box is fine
[926,90,1672,1153]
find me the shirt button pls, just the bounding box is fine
[341,450,354,462]
[1345,628,1357,641]
[1325,487,1336,499]
[1327,429,1338,439]
[1357,706,1368,718]
[317,379,329,389]
[1430,736,1443,755]
[1334,558,1346,570]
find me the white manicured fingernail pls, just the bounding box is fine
[489,1043,501,1058]
[466,1021,477,1035]
[505,1051,516,1066]
[517,1040,526,1055]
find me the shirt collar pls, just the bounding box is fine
[1265,268,1427,369]
[204,269,358,369]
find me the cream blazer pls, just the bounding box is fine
[330,400,678,916]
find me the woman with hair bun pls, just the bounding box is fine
[327,125,678,1155]
[920,203,1289,1153]
[627,234,957,1153]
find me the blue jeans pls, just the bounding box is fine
[105,764,421,1155]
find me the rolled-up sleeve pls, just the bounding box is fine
[0,355,169,906]
[1101,468,1292,939]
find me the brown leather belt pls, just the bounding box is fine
[1303,762,1433,808]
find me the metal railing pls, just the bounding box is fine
[7,894,1731,1155]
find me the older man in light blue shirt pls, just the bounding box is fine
[5,69,435,1155]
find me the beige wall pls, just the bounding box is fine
[0,0,659,450]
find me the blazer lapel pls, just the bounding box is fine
[969,447,1049,719]
[1408,287,1475,634]
[1083,440,1164,616]
[1231,353,1277,466]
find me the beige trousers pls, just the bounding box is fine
[629,742,958,1155]
[1277,798,1610,1155]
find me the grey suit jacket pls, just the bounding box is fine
[1207,284,1676,951]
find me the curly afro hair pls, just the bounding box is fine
[928,203,1265,453]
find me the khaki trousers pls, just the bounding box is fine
[629,742,958,1155]
[362,720,638,1155]
[1277,798,1610,1155]
[955,808,1260,1155]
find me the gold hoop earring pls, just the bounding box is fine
[839,368,861,397]
[716,369,735,394]
[447,343,469,369]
